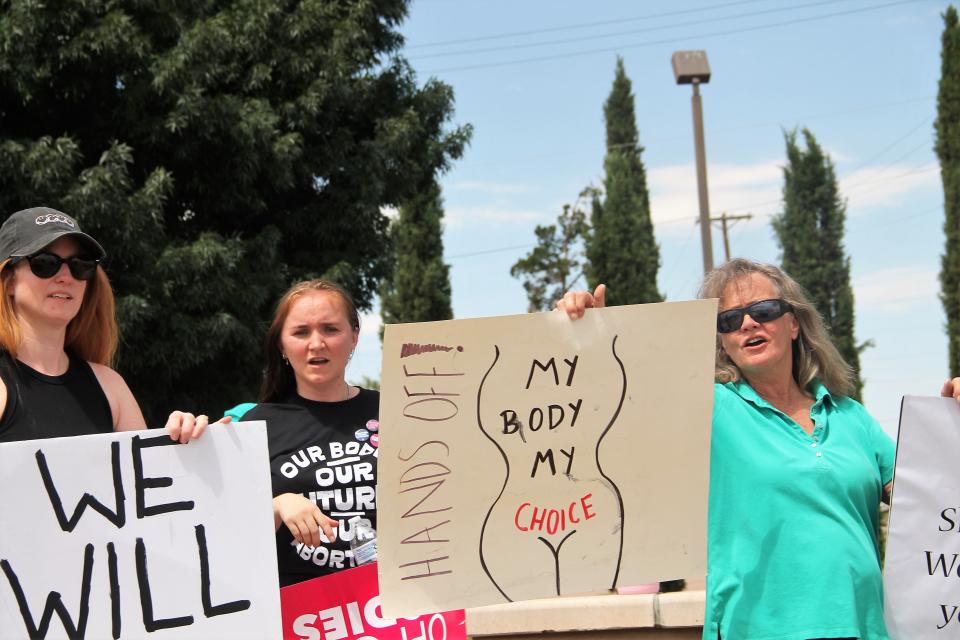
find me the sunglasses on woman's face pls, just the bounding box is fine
[15,251,100,281]
[717,298,793,334]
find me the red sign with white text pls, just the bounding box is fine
[280,563,467,640]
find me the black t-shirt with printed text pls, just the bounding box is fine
[244,388,380,587]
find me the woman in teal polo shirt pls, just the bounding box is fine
[557,258,939,640]
[698,259,893,640]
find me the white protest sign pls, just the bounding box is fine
[0,422,281,639]
[884,396,960,638]
[376,300,716,617]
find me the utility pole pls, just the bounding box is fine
[712,212,753,262]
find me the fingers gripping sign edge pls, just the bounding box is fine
[555,283,607,320]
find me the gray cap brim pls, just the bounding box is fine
[11,230,106,261]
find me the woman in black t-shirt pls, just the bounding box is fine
[170,279,380,586]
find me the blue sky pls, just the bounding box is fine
[348,0,949,438]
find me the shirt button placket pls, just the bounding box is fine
[813,418,825,458]
[811,416,822,456]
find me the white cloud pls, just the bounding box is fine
[359,312,382,338]
[644,159,940,234]
[854,265,939,313]
[380,205,399,220]
[823,146,855,164]
[445,205,549,228]
[350,311,384,383]
[648,161,783,230]
[841,162,940,211]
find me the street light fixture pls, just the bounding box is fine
[672,50,715,274]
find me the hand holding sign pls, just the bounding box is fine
[940,378,960,403]
[555,284,606,320]
[163,410,234,444]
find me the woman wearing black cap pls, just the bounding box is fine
[0,207,204,442]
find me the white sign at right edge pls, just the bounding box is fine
[884,396,960,639]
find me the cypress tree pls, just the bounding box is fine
[0,0,470,421]
[773,129,865,399]
[937,6,960,377]
[380,181,453,328]
[585,57,663,305]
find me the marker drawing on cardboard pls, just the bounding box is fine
[377,300,716,618]
[884,396,960,639]
[0,423,281,640]
[476,337,627,602]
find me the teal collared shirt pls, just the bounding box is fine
[704,380,895,640]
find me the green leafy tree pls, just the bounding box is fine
[937,6,960,377]
[380,181,453,328]
[354,375,381,391]
[773,129,866,399]
[585,57,663,305]
[0,0,470,422]
[511,189,593,312]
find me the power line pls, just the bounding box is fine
[685,156,938,218]
[422,0,921,74]
[840,128,935,189]
[444,163,941,263]
[837,116,933,179]
[851,206,941,232]
[454,95,934,170]
[407,0,773,49]
[655,96,935,144]
[662,222,700,282]
[844,160,939,194]
[410,0,856,60]
[714,113,939,226]
[442,109,940,263]
[446,242,536,260]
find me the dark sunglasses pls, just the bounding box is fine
[13,251,100,281]
[717,298,793,334]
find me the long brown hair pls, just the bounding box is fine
[260,279,361,403]
[698,258,855,397]
[0,259,117,365]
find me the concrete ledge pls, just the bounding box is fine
[467,629,701,640]
[466,590,705,638]
[656,591,705,628]
[467,594,656,635]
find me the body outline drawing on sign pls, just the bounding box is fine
[594,335,626,588]
[476,345,513,602]
[476,336,627,601]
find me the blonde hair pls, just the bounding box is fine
[698,258,854,397]
[0,259,118,365]
[260,279,360,403]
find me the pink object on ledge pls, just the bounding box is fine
[616,583,660,594]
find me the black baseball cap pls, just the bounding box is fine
[0,207,106,261]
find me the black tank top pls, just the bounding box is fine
[0,352,114,442]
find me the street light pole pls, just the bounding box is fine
[672,50,715,274]
[690,80,714,273]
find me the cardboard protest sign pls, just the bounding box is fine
[884,396,960,638]
[0,422,281,639]
[376,300,717,617]
[280,562,465,640]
